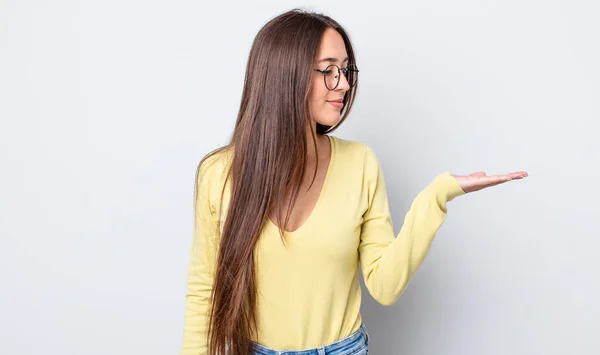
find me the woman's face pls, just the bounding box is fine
[308,28,351,129]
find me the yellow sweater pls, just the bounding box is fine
[181,135,465,354]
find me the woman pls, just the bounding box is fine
[181,8,528,355]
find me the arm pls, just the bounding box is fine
[358,145,465,306]
[181,161,220,355]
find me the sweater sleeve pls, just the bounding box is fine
[358,145,465,306]
[180,159,221,355]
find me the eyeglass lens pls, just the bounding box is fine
[324,64,358,90]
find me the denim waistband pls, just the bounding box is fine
[251,323,369,355]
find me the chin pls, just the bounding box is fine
[314,115,341,127]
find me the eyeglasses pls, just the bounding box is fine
[314,64,359,91]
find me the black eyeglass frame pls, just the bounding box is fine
[313,64,359,91]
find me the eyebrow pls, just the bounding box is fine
[317,57,349,64]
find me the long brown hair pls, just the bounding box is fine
[194,8,359,354]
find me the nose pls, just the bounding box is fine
[336,70,350,92]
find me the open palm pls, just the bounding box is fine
[451,171,529,193]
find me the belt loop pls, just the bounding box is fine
[317,346,326,355]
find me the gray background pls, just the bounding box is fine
[1,0,598,354]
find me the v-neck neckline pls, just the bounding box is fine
[265,134,336,236]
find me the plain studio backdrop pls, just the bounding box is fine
[1,0,598,354]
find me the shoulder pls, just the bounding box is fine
[330,134,374,160]
[197,147,232,178]
[330,135,380,173]
[195,146,233,202]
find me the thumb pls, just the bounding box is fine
[469,171,487,177]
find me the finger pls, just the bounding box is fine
[486,173,527,186]
[507,171,528,178]
[502,172,528,180]
[489,172,527,179]
[488,175,512,184]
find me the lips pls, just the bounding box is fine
[328,100,344,109]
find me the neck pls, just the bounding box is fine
[306,126,327,161]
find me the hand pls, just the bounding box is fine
[451,171,529,194]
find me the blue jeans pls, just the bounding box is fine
[251,323,369,355]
